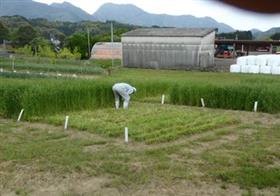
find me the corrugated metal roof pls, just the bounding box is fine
[122,28,216,37]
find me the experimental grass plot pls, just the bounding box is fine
[2,71,280,123]
[2,69,280,117]
[41,102,238,144]
[0,78,170,118]
[0,78,115,118]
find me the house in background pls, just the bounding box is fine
[121,28,216,70]
[90,42,122,59]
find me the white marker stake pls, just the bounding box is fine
[161,94,165,105]
[64,116,69,130]
[17,109,24,122]
[201,98,205,108]
[0,68,3,72]
[253,101,258,112]
[125,127,128,143]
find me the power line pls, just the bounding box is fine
[111,22,114,67]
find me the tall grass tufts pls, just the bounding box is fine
[169,82,280,113]
[0,78,115,118]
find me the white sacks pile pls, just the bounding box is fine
[230,54,280,74]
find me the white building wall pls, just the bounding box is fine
[199,31,216,68]
[122,33,215,70]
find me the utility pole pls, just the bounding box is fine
[87,27,91,59]
[111,22,114,67]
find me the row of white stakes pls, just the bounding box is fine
[162,94,258,112]
[16,109,71,129]
[66,116,128,143]
[199,98,258,112]
[15,96,259,144]
[62,115,129,143]
[16,110,129,143]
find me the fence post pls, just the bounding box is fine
[125,127,128,143]
[64,116,69,130]
[253,101,258,112]
[161,94,165,105]
[17,109,24,122]
[201,98,205,108]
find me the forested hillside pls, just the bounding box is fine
[0,16,137,59]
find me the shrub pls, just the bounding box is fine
[57,48,81,60]
[15,45,33,56]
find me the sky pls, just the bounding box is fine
[34,0,280,31]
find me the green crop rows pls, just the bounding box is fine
[0,78,114,118]
[0,56,122,75]
[38,102,237,144]
[1,68,280,119]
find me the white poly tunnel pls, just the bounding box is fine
[230,54,280,75]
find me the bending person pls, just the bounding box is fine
[112,83,136,109]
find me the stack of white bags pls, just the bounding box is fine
[230,54,280,74]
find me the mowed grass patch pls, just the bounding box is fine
[0,118,203,193]
[38,102,238,144]
[200,124,280,189]
[0,121,97,175]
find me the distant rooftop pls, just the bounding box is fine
[122,28,217,37]
[93,42,122,49]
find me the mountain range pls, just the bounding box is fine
[0,0,94,22]
[0,0,279,36]
[0,0,233,32]
[92,3,234,32]
[252,27,280,40]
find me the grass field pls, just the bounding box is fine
[0,103,279,195]
[0,57,280,195]
[0,55,121,75]
[2,67,280,118]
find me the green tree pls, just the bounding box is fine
[66,32,93,59]
[0,21,9,43]
[30,37,50,55]
[271,33,280,40]
[38,45,56,58]
[15,25,37,47]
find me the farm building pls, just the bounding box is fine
[122,28,216,70]
[90,42,122,59]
